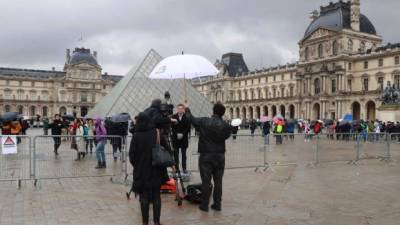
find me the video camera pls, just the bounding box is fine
[160,91,174,117]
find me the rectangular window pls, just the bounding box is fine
[348,62,352,70]
[61,83,65,87]
[273,75,276,82]
[281,88,285,98]
[273,89,276,98]
[281,74,284,81]
[364,61,368,69]
[395,56,400,65]
[348,79,352,92]
[378,58,384,67]
[290,73,293,80]
[81,93,88,102]
[378,77,384,90]
[31,81,35,87]
[363,78,369,91]
[394,75,400,88]
[331,79,337,93]
[290,87,294,97]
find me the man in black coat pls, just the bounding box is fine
[185,102,232,212]
[171,104,191,173]
[49,114,64,155]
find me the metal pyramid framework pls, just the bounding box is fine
[88,49,213,118]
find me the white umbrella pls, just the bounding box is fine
[231,118,242,127]
[149,54,219,101]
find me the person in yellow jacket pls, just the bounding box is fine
[10,121,22,143]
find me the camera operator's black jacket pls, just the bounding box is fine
[143,102,171,129]
[186,109,231,154]
[144,101,173,152]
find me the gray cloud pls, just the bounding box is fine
[1,0,400,75]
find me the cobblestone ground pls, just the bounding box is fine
[0,129,399,224]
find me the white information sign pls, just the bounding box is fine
[1,135,18,154]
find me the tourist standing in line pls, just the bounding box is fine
[95,118,107,169]
[49,114,64,156]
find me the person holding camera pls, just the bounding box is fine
[185,102,232,212]
[171,104,191,174]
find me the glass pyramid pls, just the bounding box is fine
[88,49,213,118]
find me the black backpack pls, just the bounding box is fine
[184,183,213,204]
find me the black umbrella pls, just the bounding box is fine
[324,119,334,126]
[0,112,20,123]
[111,113,131,123]
[62,114,75,121]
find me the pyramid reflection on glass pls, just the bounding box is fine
[88,49,213,118]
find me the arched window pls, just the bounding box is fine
[305,47,310,61]
[318,44,323,58]
[332,40,338,56]
[348,39,353,52]
[314,78,321,94]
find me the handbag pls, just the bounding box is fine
[152,129,175,168]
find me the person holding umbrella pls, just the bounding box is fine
[110,113,130,162]
[273,115,284,144]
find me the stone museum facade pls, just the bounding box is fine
[193,0,400,122]
[0,47,122,118]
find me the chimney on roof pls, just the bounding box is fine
[52,67,55,71]
[66,49,71,63]
[351,0,361,31]
[93,51,97,59]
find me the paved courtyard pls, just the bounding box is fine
[0,128,399,225]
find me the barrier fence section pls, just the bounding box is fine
[33,135,126,180]
[389,133,400,161]
[266,133,316,168]
[0,135,32,185]
[1,132,399,186]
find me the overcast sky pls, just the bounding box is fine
[1,0,400,75]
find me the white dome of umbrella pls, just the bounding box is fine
[149,54,219,79]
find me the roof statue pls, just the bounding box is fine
[380,81,400,105]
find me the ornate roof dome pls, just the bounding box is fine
[69,48,98,66]
[304,1,376,38]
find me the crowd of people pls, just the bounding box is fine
[236,118,400,144]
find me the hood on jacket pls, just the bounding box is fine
[150,99,162,110]
[135,112,154,132]
[95,118,103,127]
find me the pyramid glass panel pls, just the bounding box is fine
[88,49,213,118]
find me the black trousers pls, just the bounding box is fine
[199,153,225,208]
[139,186,161,224]
[53,137,61,153]
[174,146,187,171]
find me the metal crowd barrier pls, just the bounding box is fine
[32,135,126,184]
[1,132,399,188]
[0,135,32,187]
